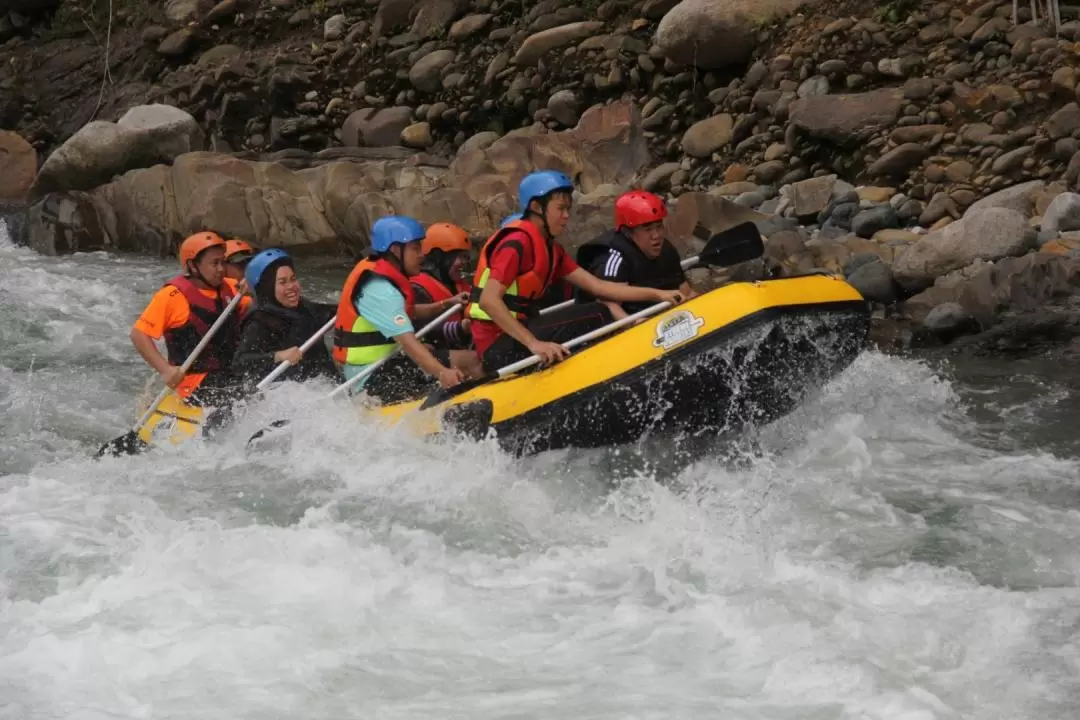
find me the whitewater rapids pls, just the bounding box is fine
[1,220,1079,719]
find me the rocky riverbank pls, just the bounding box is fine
[4,0,1080,355]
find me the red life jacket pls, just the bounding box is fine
[162,275,240,372]
[410,272,455,303]
[332,257,416,364]
[465,219,559,321]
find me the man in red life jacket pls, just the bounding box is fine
[466,171,683,371]
[130,231,252,405]
[410,222,474,350]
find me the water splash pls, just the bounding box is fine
[1,224,1079,719]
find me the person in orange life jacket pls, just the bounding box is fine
[223,239,257,283]
[232,248,339,386]
[332,216,482,405]
[575,190,698,319]
[468,170,684,372]
[130,231,253,405]
[410,222,475,350]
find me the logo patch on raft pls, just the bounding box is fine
[652,310,704,350]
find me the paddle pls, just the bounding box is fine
[327,302,464,399]
[536,243,718,317]
[420,221,765,411]
[254,315,338,391]
[96,288,247,458]
[246,302,466,445]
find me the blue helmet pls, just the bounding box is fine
[245,248,291,289]
[517,171,574,214]
[499,213,522,228]
[371,216,425,253]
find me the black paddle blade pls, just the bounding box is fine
[440,400,494,442]
[95,431,149,459]
[698,221,765,268]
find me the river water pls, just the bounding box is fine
[2,220,1079,719]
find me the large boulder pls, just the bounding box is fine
[28,104,204,200]
[21,101,654,258]
[0,130,37,202]
[655,0,814,69]
[892,206,1036,291]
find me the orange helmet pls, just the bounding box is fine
[224,239,255,263]
[178,231,226,269]
[422,222,471,255]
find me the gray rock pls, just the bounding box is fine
[869,143,930,178]
[797,75,829,98]
[29,105,204,199]
[893,206,1036,290]
[324,14,347,40]
[966,180,1045,216]
[680,114,734,158]
[642,163,682,192]
[789,174,836,218]
[546,90,581,127]
[922,302,978,337]
[846,258,896,303]
[409,49,456,93]
[1041,191,1080,234]
[852,205,899,238]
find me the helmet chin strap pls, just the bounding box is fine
[525,197,555,240]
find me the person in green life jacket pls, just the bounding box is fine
[332,216,482,404]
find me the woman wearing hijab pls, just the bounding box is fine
[232,248,340,386]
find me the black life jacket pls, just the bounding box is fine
[575,230,685,311]
[240,300,338,381]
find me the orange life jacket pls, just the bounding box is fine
[332,257,416,365]
[465,219,558,321]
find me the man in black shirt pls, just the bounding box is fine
[575,190,697,318]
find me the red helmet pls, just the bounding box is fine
[614,190,667,229]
